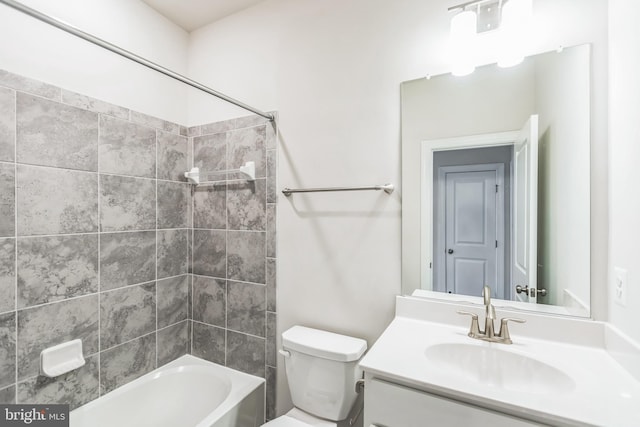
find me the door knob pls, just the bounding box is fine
[515,285,547,297]
[447,249,454,254]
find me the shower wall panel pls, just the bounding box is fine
[0,69,191,408]
[188,114,278,420]
[0,69,278,420]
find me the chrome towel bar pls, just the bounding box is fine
[282,184,394,197]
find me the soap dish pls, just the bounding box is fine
[40,339,86,378]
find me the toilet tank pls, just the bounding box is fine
[282,326,367,421]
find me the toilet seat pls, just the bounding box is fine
[263,416,312,427]
[263,408,338,427]
[263,415,310,427]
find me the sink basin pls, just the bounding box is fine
[359,311,640,427]
[425,343,576,394]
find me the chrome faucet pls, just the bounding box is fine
[457,286,526,344]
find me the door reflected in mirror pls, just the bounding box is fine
[401,44,590,317]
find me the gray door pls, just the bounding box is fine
[435,164,505,298]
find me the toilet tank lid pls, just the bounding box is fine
[282,326,367,362]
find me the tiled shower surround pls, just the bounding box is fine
[0,69,278,418]
[188,113,278,420]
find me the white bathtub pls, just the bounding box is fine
[70,355,265,427]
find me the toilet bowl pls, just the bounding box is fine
[263,326,367,427]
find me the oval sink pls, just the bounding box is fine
[424,343,575,394]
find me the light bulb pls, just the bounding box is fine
[451,10,477,42]
[498,0,531,68]
[450,10,477,76]
[451,58,476,77]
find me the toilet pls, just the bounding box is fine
[264,326,368,427]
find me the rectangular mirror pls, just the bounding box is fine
[401,44,591,317]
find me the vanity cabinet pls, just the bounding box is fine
[364,378,544,427]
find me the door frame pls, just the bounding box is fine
[420,131,519,292]
[434,163,506,298]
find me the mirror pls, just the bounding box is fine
[401,44,591,317]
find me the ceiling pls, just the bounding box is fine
[141,0,268,32]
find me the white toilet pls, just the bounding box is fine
[264,326,368,427]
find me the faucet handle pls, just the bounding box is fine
[457,310,478,319]
[457,310,481,337]
[498,317,526,344]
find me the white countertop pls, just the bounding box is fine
[360,315,640,426]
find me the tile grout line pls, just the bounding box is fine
[192,227,266,233]
[5,278,168,316]
[155,130,159,369]
[271,119,278,418]
[264,134,268,397]
[97,112,102,397]
[13,227,190,240]
[156,318,189,334]
[13,87,18,404]
[268,125,275,418]
[156,272,191,284]
[100,330,157,355]
[190,132,195,357]
[224,133,229,368]
[188,323,264,346]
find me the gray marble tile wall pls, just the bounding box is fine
[0,69,191,409]
[188,114,278,420]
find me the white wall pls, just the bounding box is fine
[608,0,640,343]
[188,0,609,415]
[0,0,189,123]
[188,0,440,413]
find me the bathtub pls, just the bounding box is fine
[70,355,265,427]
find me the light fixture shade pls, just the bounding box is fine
[450,10,477,76]
[502,0,531,23]
[451,10,477,41]
[498,0,532,68]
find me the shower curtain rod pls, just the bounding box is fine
[0,0,275,121]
